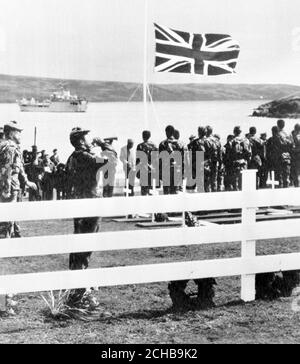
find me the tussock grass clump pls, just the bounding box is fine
[41,290,92,321]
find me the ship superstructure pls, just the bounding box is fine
[17,87,88,113]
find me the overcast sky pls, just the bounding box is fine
[0,0,299,84]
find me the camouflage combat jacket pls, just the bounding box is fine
[0,139,28,197]
[159,137,187,177]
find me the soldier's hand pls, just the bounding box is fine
[96,156,108,164]
[26,181,37,191]
[93,137,104,147]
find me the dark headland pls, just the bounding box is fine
[1,73,300,103]
[252,93,300,119]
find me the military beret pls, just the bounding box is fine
[70,127,90,139]
[4,121,23,133]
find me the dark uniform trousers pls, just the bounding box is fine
[69,194,101,271]
[68,212,100,302]
[69,217,100,270]
[141,174,155,196]
[232,162,247,191]
[163,171,181,195]
[208,161,218,192]
[276,164,291,188]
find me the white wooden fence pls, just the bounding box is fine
[0,170,300,304]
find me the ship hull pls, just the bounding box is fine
[19,101,88,113]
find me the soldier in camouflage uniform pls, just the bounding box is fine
[223,135,235,191]
[266,126,281,179]
[265,122,292,188]
[0,121,36,315]
[229,126,251,191]
[66,127,108,308]
[136,130,158,196]
[159,125,186,195]
[205,126,222,192]
[188,127,209,192]
[213,134,224,191]
[248,127,264,187]
[259,133,268,189]
[276,120,293,188]
[174,129,188,192]
[0,121,36,238]
[291,124,300,187]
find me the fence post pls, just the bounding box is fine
[241,169,257,302]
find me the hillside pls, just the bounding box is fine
[0,74,300,102]
[252,93,300,118]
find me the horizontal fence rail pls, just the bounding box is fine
[1,188,300,222]
[0,219,300,259]
[1,170,300,304]
[1,253,300,295]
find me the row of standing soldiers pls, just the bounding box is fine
[22,118,300,204]
[134,119,300,195]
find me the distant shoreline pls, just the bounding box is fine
[0,73,300,103]
[0,99,268,104]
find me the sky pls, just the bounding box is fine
[0,0,300,84]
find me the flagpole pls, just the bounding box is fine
[143,0,149,130]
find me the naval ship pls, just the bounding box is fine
[17,87,88,113]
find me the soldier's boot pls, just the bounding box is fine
[13,222,21,238]
[67,288,87,307]
[4,222,14,239]
[255,273,281,300]
[195,278,216,309]
[6,294,17,315]
[168,280,190,310]
[80,289,100,311]
[0,294,17,316]
[278,271,300,297]
[68,252,99,310]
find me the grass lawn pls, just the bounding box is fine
[0,217,300,344]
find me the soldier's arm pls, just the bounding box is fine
[19,155,29,184]
[81,150,108,167]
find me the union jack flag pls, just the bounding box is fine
[154,23,240,76]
